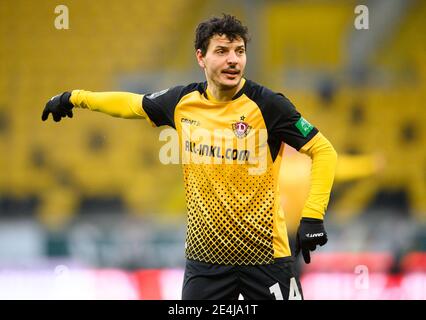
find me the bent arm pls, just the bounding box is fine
[70,90,151,120]
[299,132,338,220]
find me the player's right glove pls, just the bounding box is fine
[41,91,74,122]
[295,217,328,264]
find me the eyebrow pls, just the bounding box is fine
[214,45,246,50]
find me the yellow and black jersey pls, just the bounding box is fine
[141,79,319,265]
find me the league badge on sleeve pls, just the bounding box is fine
[295,117,314,137]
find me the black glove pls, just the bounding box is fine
[41,92,74,122]
[295,217,328,264]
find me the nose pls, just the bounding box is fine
[226,51,238,64]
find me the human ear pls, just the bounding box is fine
[196,49,205,68]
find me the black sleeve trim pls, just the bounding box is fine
[142,83,201,128]
[246,81,319,160]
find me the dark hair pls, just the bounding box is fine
[194,14,249,56]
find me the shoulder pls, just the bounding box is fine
[170,82,204,98]
[243,79,295,111]
[144,82,204,102]
[142,82,205,128]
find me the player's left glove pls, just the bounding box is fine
[295,217,328,264]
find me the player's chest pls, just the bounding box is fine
[174,100,267,136]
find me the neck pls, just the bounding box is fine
[206,78,246,102]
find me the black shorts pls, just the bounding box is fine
[181,257,303,300]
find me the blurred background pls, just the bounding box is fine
[0,0,425,299]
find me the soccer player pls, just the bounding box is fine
[42,14,337,300]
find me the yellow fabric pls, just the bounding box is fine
[175,91,291,263]
[70,90,154,125]
[299,132,338,220]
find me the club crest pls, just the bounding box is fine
[232,116,251,138]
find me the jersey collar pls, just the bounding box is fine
[203,78,247,102]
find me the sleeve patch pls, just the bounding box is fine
[145,88,169,100]
[295,117,314,137]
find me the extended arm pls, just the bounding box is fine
[70,90,147,119]
[41,90,153,122]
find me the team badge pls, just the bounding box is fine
[232,116,252,138]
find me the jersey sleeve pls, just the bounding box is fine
[142,86,186,128]
[266,93,319,150]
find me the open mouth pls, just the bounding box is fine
[222,69,240,75]
[222,69,240,79]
